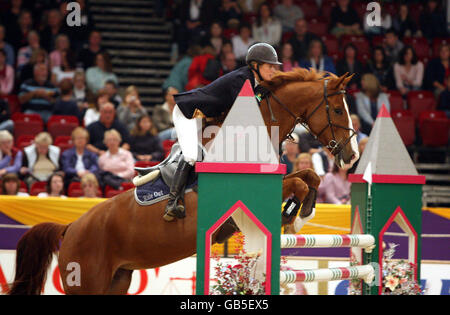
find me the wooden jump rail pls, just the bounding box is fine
[280,265,375,285]
[280,234,376,253]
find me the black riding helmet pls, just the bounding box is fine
[246,43,282,81]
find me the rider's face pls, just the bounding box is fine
[259,63,278,81]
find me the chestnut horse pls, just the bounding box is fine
[8,69,358,295]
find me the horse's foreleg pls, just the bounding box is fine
[285,169,320,218]
[281,177,309,229]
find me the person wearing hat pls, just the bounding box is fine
[163,43,282,221]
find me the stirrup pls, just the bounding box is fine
[163,197,186,221]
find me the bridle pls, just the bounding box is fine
[262,78,356,156]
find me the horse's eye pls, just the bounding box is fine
[334,108,343,115]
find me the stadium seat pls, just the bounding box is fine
[11,113,44,140]
[307,18,328,37]
[2,95,20,115]
[408,3,423,24]
[135,161,159,168]
[223,28,238,40]
[105,182,135,198]
[371,35,385,48]
[282,31,294,43]
[321,0,337,19]
[341,35,371,56]
[432,38,449,58]
[419,113,450,147]
[16,135,35,150]
[387,90,405,112]
[68,181,102,197]
[54,136,73,152]
[403,37,430,61]
[321,35,339,56]
[351,1,367,17]
[30,181,47,196]
[162,139,176,155]
[19,181,28,193]
[297,0,319,19]
[407,91,436,120]
[391,110,415,146]
[418,110,447,126]
[47,115,79,139]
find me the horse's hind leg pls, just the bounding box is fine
[106,268,133,295]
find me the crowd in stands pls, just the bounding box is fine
[0,0,174,198]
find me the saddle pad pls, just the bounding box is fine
[134,177,197,206]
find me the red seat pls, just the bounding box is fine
[307,18,328,37]
[321,35,339,56]
[135,161,159,168]
[30,181,47,196]
[223,29,238,40]
[418,110,447,126]
[391,110,415,146]
[407,91,436,120]
[372,35,385,48]
[403,37,430,60]
[419,113,450,147]
[351,0,367,17]
[47,115,79,139]
[387,90,405,112]
[297,0,319,19]
[432,38,450,58]
[282,31,294,43]
[408,3,423,24]
[68,182,83,197]
[16,135,35,150]
[19,181,28,193]
[341,35,371,56]
[54,136,73,152]
[2,95,20,115]
[321,1,337,19]
[11,113,44,140]
[105,182,135,198]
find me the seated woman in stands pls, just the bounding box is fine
[292,152,314,174]
[299,39,336,74]
[317,164,352,205]
[84,89,109,127]
[86,52,118,94]
[80,173,100,198]
[117,85,147,132]
[129,115,164,162]
[393,45,424,96]
[20,132,60,186]
[1,173,29,196]
[0,130,22,177]
[37,171,67,198]
[98,129,135,181]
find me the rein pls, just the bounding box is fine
[263,79,356,155]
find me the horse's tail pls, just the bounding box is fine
[8,222,67,295]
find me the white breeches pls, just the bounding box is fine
[173,104,202,165]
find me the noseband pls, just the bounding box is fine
[263,78,356,156]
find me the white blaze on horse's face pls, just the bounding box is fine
[343,96,359,167]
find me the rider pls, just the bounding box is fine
[163,43,282,221]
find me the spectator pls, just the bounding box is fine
[288,18,321,62]
[312,147,334,178]
[363,6,391,36]
[0,50,14,96]
[18,48,48,85]
[392,4,418,39]
[355,73,390,134]
[84,90,109,127]
[53,79,82,119]
[221,51,237,74]
[86,102,130,155]
[318,163,351,204]
[106,80,123,107]
[77,30,104,70]
[252,2,282,47]
[297,126,322,154]
[185,45,220,91]
[0,99,13,133]
[98,129,135,181]
[51,49,77,85]
[335,43,365,89]
[1,173,29,196]
[20,132,60,184]
[280,42,298,72]
[80,173,100,198]
[329,0,361,37]
[2,0,22,38]
[40,9,67,52]
[280,133,299,174]
[237,0,265,14]
[424,44,449,98]
[350,114,368,143]
[86,52,118,94]
[17,30,41,72]
[61,127,99,184]
[8,10,33,52]
[37,172,67,198]
[299,39,336,74]
[0,130,22,177]
[205,21,226,56]
[438,78,450,118]
[49,34,70,70]
[129,115,165,162]
[292,152,313,173]
[393,45,424,96]
[384,29,404,64]
[274,0,304,32]
[365,46,395,92]
[162,45,201,93]
[219,0,242,29]
[117,85,147,131]
[153,87,177,141]
[419,0,447,40]
[73,70,90,114]
[232,23,255,62]
[19,63,59,122]
[0,25,15,67]
[64,0,94,51]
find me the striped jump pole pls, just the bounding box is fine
[280,234,376,253]
[280,265,375,285]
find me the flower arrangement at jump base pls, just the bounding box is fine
[210,232,266,295]
[349,243,422,295]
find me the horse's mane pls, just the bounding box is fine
[262,68,339,89]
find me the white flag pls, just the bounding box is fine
[363,162,373,185]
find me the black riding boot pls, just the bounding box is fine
[163,157,193,221]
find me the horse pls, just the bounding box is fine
[8,68,358,295]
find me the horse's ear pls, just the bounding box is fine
[330,73,348,90]
[342,73,355,88]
